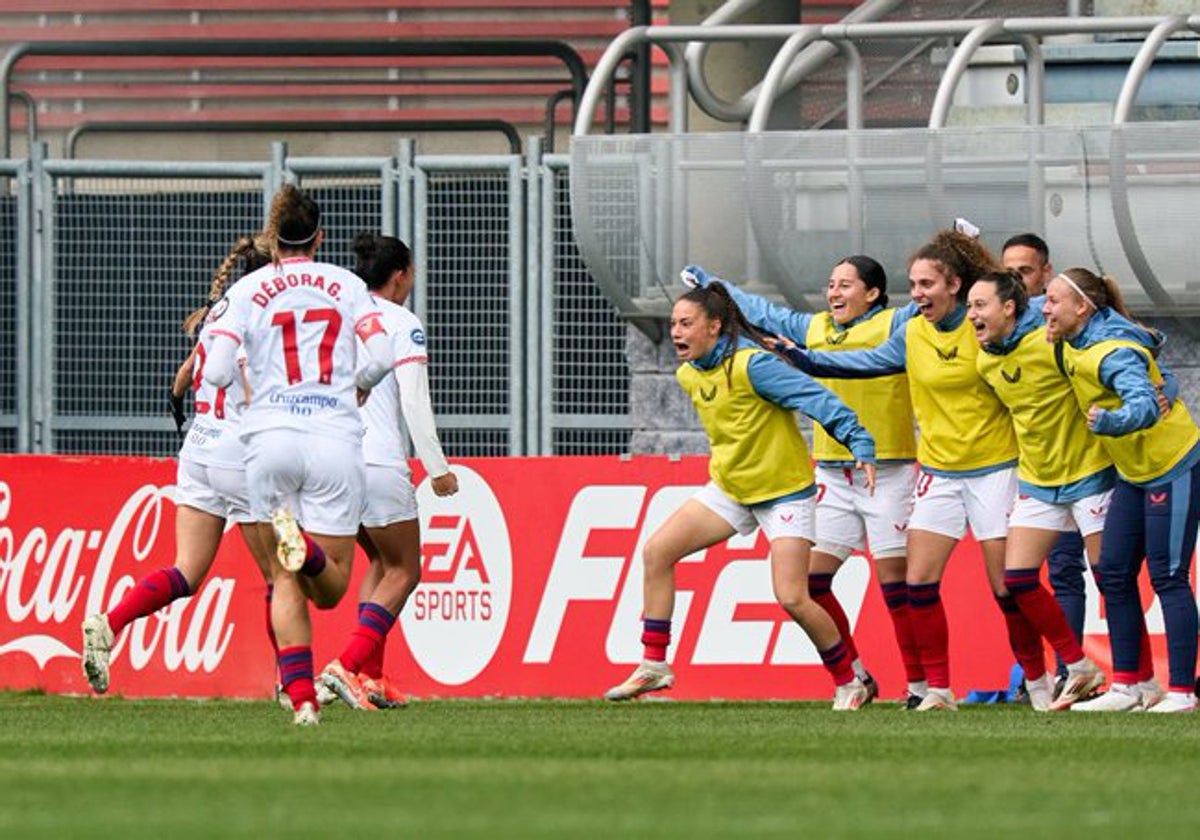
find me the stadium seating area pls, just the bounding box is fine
[1,1,864,156]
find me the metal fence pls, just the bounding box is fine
[0,141,631,457]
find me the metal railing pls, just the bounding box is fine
[0,142,630,456]
[571,16,1200,335]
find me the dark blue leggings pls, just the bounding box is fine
[1098,464,1200,690]
[1047,529,1087,674]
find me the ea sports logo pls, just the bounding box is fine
[402,466,512,685]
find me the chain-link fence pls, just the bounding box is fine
[1,145,632,458]
[0,161,22,453]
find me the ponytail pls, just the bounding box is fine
[679,281,798,386]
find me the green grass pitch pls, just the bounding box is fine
[3,692,1198,838]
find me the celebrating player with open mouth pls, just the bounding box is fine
[604,281,877,709]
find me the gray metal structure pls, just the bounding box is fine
[570,15,1200,332]
[0,141,630,457]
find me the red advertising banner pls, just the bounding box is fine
[0,454,1175,701]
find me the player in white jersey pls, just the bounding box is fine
[81,235,277,696]
[204,185,393,725]
[317,233,459,711]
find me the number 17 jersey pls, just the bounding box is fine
[210,256,385,443]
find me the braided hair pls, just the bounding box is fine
[182,233,270,338]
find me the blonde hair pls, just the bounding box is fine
[1056,267,1133,318]
[182,234,270,337]
[1055,267,1158,337]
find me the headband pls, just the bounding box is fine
[276,227,319,246]
[1053,273,1097,310]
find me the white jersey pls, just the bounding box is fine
[360,295,448,477]
[209,256,384,443]
[177,322,248,469]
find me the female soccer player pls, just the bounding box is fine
[967,269,1111,710]
[603,282,878,709]
[202,185,394,725]
[1044,268,1200,713]
[682,259,926,708]
[317,233,458,711]
[780,230,1036,711]
[81,235,277,696]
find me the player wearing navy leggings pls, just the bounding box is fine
[1045,268,1200,713]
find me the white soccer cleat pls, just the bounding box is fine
[1135,679,1165,712]
[1071,682,1140,712]
[319,660,376,711]
[271,507,307,573]
[314,679,337,707]
[915,688,958,712]
[293,701,320,726]
[81,613,115,694]
[1146,691,1196,713]
[832,677,870,711]
[274,685,294,712]
[603,661,674,701]
[1025,673,1055,712]
[1049,658,1105,710]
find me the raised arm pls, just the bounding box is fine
[781,326,908,379]
[747,352,875,463]
[682,265,813,343]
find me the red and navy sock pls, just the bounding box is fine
[818,638,855,686]
[107,567,190,635]
[809,573,859,662]
[641,618,671,662]
[995,592,1047,681]
[1005,568,1085,664]
[278,645,317,710]
[359,602,387,679]
[300,534,326,578]
[908,582,950,689]
[338,601,397,675]
[881,581,924,683]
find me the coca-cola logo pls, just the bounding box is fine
[0,478,237,674]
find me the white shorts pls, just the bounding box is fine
[1008,489,1111,538]
[906,467,1017,541]
[244,430,365,537]
[361,463,418,528]
[695,482,816,543]
[174,457,253,523]
[813,462,916,560]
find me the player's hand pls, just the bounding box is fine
[1156,388,1172,417]
[680,265,710,289]
[857,461,877,496]
[766,333,797,352]
[431,471,459,497]
[1086,405,1104,430]
[168,390,187,437]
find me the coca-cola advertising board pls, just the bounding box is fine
[0,454,1173,700]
